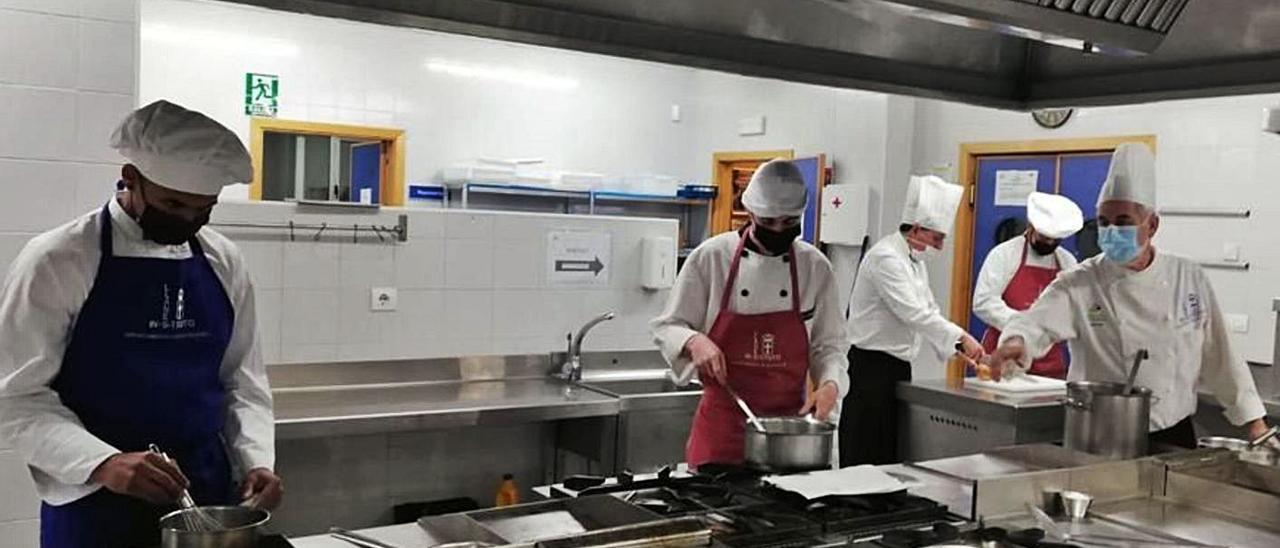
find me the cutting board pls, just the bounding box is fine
[965,374,1066,394]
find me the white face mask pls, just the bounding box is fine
[905,232,941,262]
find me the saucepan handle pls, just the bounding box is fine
[1063,397,1089,411]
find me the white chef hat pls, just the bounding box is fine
[110,100,252,196]
[1026,192,1083,239]
[901,175,964,235]
[1097,142,1156,210]
[741,159,808,218]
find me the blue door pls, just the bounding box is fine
[966,153,1112,338]
[968,156,1058,336]
[792,155,825,244]
[350,142,382,204]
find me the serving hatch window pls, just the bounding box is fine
[250,118,406,206]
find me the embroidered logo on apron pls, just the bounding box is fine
[1087,304,1108,327]
[1179,292,1203,326]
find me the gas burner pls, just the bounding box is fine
[706,504,823,547]
[869,522,1081,548]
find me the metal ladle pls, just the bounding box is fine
[725,386,766,433]
[1123,349,1150,395]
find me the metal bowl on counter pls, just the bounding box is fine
[159,506,270,548]
[744,416,835,471]
[1199,436,1280,466]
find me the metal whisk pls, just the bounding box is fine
[148,444,226,532]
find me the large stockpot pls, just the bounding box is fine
[744,416,835,471]
[159,506,270,548]
[1063,381,1151,459]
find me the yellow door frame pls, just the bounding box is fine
[948,135,1158,327]
[249,118,407,206]
[711,149,794,234]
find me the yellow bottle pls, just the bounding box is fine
[495,474,520,507]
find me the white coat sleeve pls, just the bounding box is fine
[869,257,964,358]
[650,250,709,384]
[217,249,275,476]
[807,263,850,398]
[1197,278,1266,425]
[1058,250,1080,272]
[972,245,1018,331]
[0,245,119,487]
[1000,277,1078,365]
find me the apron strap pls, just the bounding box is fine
[717,230,802,314]
[1021,238,1063,271]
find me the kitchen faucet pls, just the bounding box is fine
[562,311,616,382]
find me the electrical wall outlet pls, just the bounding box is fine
[370,287,398,311]
[1223,242,1242,262]
[1225,313,1249,334]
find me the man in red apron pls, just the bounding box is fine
[973,192,1082,378]
[651,159,850,468]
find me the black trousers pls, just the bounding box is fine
[839,345,911,467]
[1149,415,1197,450]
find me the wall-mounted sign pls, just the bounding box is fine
[547,230,611,287]
[244,73,279,117]
[994,170,1038,207]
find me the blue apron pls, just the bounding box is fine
[41,204,236,548]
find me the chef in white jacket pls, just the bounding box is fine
[972,192,1082,378]
[993,142,1274,449]
[840,175,982,466]
[0,100,280,548]
[651,159,849,468]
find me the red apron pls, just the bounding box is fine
[980,242,1068,378]
[685,234,810,468]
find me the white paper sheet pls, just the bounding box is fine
[966,374,1066,394]
[763,465,906,499]
[994,170,1039,206]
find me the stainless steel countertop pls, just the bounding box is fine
[992,498,1280,547]
[273,379,618,439]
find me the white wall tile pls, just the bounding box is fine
[0,9,77,88]
[0,519,38,548]
[394,289,446,356]
[443,213,494,240]
[283,242,340,289]
[338,287,395,345]
[0,0,76,15]
[403,210,445,240]
[339,242,395,288]
[0,450,38,521]
[443,291,492,341]
[281,289,338,346]
[0,86,78,161]
[492,240,541,289]
[280,343,339,364]
[444,239,493,289]
[78,19,136,94]
[393,240,444,289]
[0,160,78,232]
[80,0,139,22]
[75,91,134,163]
[255,288,282,365]
[238,240,284,290]
[74,163,121,215]
[492,290,543,338]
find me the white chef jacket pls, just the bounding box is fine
[1000,250,1266,431]
[0,198,274,505]
[650,231,850,398]
[846,232,964,364]
[973,235,1079,331]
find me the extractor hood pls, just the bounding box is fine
[219,0,1280,110]
[853,0,1190,56]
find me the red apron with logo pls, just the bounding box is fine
[685,234,810,468]
[980,243,1068,378]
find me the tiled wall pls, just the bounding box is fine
[911,93,1280,367]
[211,202,678,365]
[0,0,139,543]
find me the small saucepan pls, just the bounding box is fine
[159,506,270,548]
[743,416,835,471]
[1198,436,1280,466]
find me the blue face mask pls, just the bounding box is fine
[1098,225,1141,264]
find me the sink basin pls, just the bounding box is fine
[579,379,702,397]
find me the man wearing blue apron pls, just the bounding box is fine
[0,100,281,547]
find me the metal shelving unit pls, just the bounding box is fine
[446,182,714,255]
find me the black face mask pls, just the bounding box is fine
[1030,239,1059,256]
[752,223,801,255]
[135,184,208,245]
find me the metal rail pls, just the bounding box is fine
[209,214,409,242]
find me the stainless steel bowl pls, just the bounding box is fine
[743,416,835,471]
[159,506,270,548]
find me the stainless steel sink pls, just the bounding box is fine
[578,379,702,398]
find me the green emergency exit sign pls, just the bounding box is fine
[244,73,279,117]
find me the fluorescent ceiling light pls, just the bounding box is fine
[142,23,301,58]
[425,59,579,91]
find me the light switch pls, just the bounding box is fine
[370,287,398,311]
[670,104,681,123]
[1225,313,1249,334]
